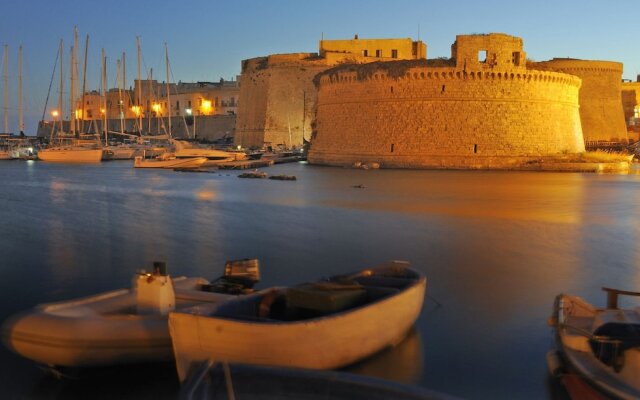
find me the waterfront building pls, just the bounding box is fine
[622,75,640,141]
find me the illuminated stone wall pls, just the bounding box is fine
[621,81,640,133]
[534,59,628,144]
[308,34,584,169]
[320,37,426,60]
[235,54,328,148]
[235,38,426,149]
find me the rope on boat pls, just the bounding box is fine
[223,361,236,400]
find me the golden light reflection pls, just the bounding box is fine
[196,189,216,201]
[152,103,161,114]
[131,105,142,116]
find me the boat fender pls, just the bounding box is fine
[546,351,564,378]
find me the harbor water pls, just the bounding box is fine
[1,160,640,399]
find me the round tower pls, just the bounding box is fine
[535,59,628,147]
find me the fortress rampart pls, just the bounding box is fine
[534,59,627,145]
[308,43,585,169]
[236,54,327,148]
[235,38,427,149]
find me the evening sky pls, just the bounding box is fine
[1,0,638,134]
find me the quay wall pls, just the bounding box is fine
[308,62,584,169]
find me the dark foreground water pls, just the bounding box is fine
[1,160,639,399]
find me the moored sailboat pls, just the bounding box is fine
[39,32,104,163]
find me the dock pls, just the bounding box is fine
[217,159,274,170]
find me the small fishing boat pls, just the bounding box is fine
[169,261,426,382]
[2,260,260,369]
[134,154,207,169]
[548,288,640,399]
[180,362,457,400]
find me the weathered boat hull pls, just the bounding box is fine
[169,265,426,381]
[37,147,103,163]
[1,277,233,367]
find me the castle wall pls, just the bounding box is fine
[320,38,426,60]
[235,54,328,149]
[534,59,628,144]
[621,81,640,133]
[452,34,526,70]
[308,63,584,169]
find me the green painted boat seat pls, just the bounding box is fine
[287,283,368,314]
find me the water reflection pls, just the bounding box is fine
[2,162,640,399]
[345,328,423,384]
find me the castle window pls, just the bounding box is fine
[376,49,382,57]
[362,50,368,57]
[391,49,398,58]
[479,50,487,63]
[474,144,478,154]
[391,143,395,153]
[390,86,394,93]
[512,52,521,66]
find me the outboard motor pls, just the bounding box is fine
[136,261,176,315]
[204,259,261,295]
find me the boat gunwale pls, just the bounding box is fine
[175,270,427,327]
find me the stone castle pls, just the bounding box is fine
[234,37,426,149]
[235,33,632,169]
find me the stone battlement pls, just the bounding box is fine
[317,63,581,88]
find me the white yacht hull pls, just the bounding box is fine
[134,155,207,169]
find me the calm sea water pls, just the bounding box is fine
[1,160,640,399]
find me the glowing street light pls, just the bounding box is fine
[152,103,161,114]
[51,110,59,118]
[131,105,142,117]
[185,108,192,116]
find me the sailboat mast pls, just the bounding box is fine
[70,43,75,136]
[165,43,171,137]
[3,45,8,134]
[58,40,64,134]
[117,58,124,134]
[70,27,78,136]
[81,35,89,133]
[136,36,142,134]
[102,49,107,144]
[122,51,126,133]
[18,45,23,134]
[148,68,152,133]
